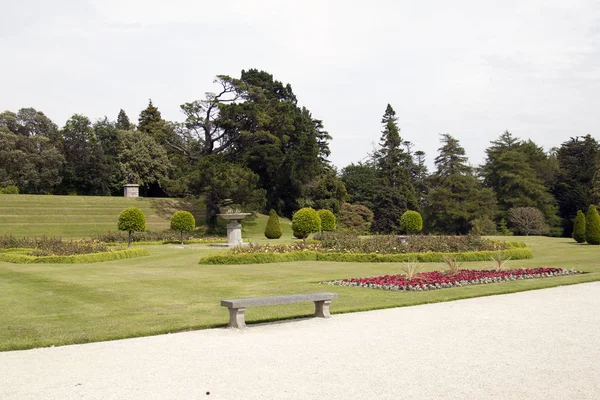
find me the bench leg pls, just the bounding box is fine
[314,300,332,318]
[227,307,247,328]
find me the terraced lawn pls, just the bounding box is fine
[1,236,598,351]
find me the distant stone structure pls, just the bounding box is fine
[123,184,140,198]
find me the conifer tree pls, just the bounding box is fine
[264,209,282,239]
[573,209,586,243]
[370,104,417,233]
[116,109,131,130]
[585,205,600,245]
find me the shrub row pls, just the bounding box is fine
[97,231,223,244]
[198,248,533,265]
[0,248,150,264]
[0,235,109,255]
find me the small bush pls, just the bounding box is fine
[317,209,337,231]
[399,261,423,280]
[573,210,586,243]
[442,255,462,276]
[585,205,600,245]
[117,207,146,247]
[338,203,373,234]
[470,217,497,236]
[400,211,423,234]
[1,186,19,194]
[292,207,321,239]
[498,218,513,236]
[264,209,283,239]
[170,211,196,245]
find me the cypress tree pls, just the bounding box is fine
[573,210,586,243]
[585,205,600,245]
[264,209,282,239]
[116,109,131,130]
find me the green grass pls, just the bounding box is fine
[1,235,599,351]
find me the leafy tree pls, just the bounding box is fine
[573,210,586,243]
[117,207,146,247]
[317,209,337,231]
[508,207,549,236]
[170,211,196,245]
[116,109,132,130]
[118,130,170,188]
[0,108,61,142]
[425,134,497,234]
[585,205,600,245]
[292,207,321,239]
[340,162,377,209]
[469,217,497,236]
[554,135,600,235]
[338,203,374,234]
[371,104,417,233]
[1,186,19,194]
[0,126,64,193]
[498,218,513,236]
[400,210,423,234]
[264,209,282,239]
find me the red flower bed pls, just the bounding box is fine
[327,268,579,292]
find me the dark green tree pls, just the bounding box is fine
[554,135,600,236]
[340,162,377,209]
[425,134,497,234]
[264,209,282,239]
[116,109,132,130]
[118,130,170,189]
[585,205,600,245]
[573,210,586,243]
[370,104,417,233]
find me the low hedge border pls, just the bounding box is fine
[198,248,534,265]
[0,248,150,264]
[107,239,226,246]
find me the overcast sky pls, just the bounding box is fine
[1,0,599,170]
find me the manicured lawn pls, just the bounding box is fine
[1,236,598,351]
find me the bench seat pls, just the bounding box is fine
[220,292,338,328]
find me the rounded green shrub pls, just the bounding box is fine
[573,209,586,243]
[170,211,196,245]
[292,207,321,239]
[585,205,600,245]
[317,209,337,231]
[400,210,423,234]
[118,207,146,247]
[264,209,282,239]
[1,186,19,194]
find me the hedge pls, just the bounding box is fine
[198,248,533,265]
[0,248,150,264]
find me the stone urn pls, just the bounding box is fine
[215,213,252,247]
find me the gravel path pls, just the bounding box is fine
[1,282,599,400]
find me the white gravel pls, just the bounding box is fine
[1,282,599,400]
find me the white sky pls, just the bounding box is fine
[1,0,599,170]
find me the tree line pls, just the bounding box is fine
[0,69,597,236]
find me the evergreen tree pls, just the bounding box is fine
[425,134,497,234]
[370,104,417,233]
[340,162,377,209]
[573,210,586,243]
[480,131,559,232]
[116,109,131,130]
[264,209,282,239]
[554,135,600,236]
[585,205,600,245]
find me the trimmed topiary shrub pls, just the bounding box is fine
[170,211,196,245]
[400,210,423,234]
[264,209,283,239]
[317,209,337,232]
[118,207,146,247]
[1,186,19,194]
[292,207,321,239]
[573,210,586,243]
[585,205,600,245]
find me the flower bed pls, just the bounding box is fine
[326,268,580,292]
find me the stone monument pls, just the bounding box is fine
[213,212,252,247]
[123,173,140,198]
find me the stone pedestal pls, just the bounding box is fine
[123,184,140,198]
[212,213,252,247]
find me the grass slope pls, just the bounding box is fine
[0,194,206,238]
[1,235,599,351]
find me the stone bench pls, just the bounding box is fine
[220,292,339,328]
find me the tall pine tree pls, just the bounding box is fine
[370,104,417,233]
